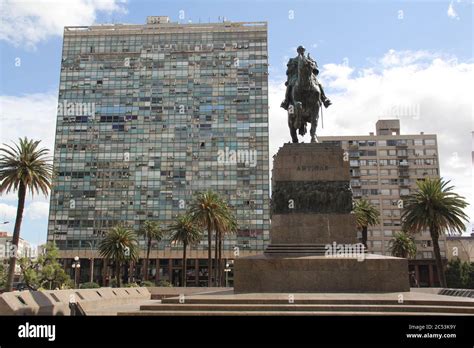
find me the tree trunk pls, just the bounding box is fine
[116,260,121,287]
[207,223,212,287]
[182,241,187,287]
[218,233,223,286]
[431,227,447,287]
[361,226,368,249]
[6,182,26,292]
[144,237,152,281]
[214,229,219,286]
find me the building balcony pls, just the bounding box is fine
[350,170,361,177]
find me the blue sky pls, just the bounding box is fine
[1,0,472,94]
[0,0,472,245]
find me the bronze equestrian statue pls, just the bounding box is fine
[281,46,332,143]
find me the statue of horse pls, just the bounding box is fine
[288,53,322,143]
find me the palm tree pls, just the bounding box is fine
[168,214,203,287]
[353,197,380,249]
[98,225,139,287]
[402,178,468,287]
[188,190,233,286]
[137,221,164,281]
[0,138,52,291]
[389,231,417,258]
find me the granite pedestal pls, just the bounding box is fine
[234,143,410,293]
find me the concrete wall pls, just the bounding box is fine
[0,287,150,315]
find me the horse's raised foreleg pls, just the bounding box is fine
[290,127,298,143]
[288,113,299,143]
[299,123,306,136]
[293,102,303,130]
[310,105,320,143]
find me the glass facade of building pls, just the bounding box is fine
[47,18,270,265]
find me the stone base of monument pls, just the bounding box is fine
[234,142,410,294]
[234,254,410,293]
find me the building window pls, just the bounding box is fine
[422,251,433,259]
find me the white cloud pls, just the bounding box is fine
[0,203,17,221]
[0,199,50,222]
[447,1,459,20]
[269,49,473,226]
[25,201,50,220]
[0,92,56,217]
[0,92,58,152]
[379,49,440,68]
[0,0,128,48]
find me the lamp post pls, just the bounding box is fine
[224,260,233,288]
[72,256,81,288]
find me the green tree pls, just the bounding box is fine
[188,190,235,286]
[445,259,465,288]
[98,225,139,287]
[137,221,164,281]
[0,263,7,290]
[353,197,380,249]
[19,242,72,290]
[465,263,474,289]
[389,231,417,258]
[0,138,53,291]
[168,214,203,287]
[402,178,469,287]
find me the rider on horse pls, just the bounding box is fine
[280,45,332,111]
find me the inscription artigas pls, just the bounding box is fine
[296,165,329,171]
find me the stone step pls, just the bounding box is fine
[265,244,332,256]
[161,296,474,307]
[439,288,474,298]
[139,303,474,314]
[120,309,470,316]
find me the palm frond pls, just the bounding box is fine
[0,137,52,197]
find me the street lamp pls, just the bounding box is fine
[224,260,233,288]
[72,256,81,288]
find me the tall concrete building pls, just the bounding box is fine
[47,17,270,286]
[321,119,446,287]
